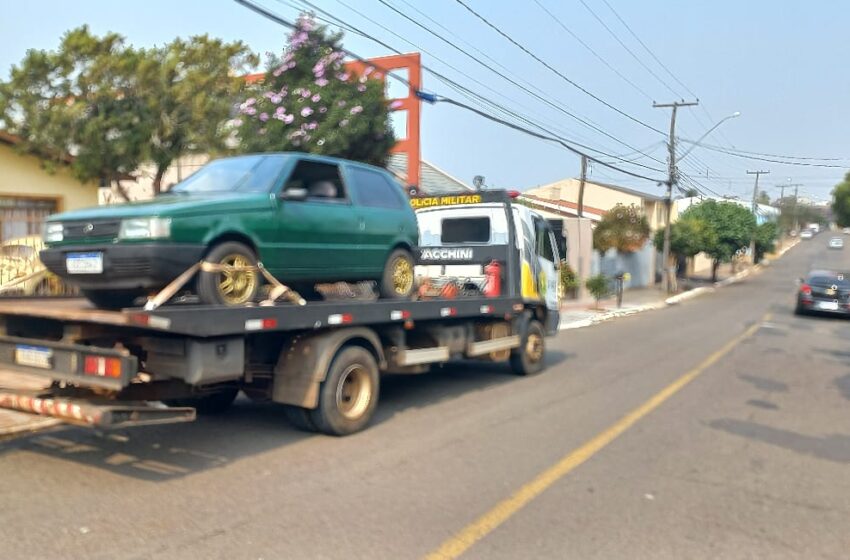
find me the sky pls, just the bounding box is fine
[1,0,848,202]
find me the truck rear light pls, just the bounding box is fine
[328,313,353,325]
[440,307,457,317]
[245,318,278,331]
[83,356,122,378]
[390,310,412,321]
[480,305,494,314]
[129,313,171,330]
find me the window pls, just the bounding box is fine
[0,196,58,242]
[441,217,491,243]
[348,167,406,209]
[238,156,288,192]
[172,155,285,194]
[534,217,556,262]
[283,160,346,200]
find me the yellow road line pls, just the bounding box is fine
[425,319,764,560]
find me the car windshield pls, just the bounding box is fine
[807,274,850,287]
[170,155,288,194]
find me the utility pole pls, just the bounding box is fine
[576,155,587,299]
[747,170,770,261]
[793,185,800,233]
[654,100,698,293]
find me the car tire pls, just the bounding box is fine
[309,346,380,436]
[82,289,145,310]
[165,387,239,415]
[510,319,545,376]
[197,241,260,306]
[378,248,415,299]
[282,405,318,432]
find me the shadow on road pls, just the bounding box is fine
[708,418,850,464]
[0,351,568,481]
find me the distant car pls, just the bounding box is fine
[800,230,813,239]
[843,227,850,235]
[829,237,844,249]
[796,270,850,315]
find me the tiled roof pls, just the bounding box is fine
[387,153,473,195]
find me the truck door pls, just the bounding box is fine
[533,216,561,313]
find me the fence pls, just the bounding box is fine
[0,235,77,297]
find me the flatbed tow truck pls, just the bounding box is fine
[0,191,561,436]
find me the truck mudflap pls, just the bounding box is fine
[0,390,196,429]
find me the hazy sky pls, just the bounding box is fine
[2,0,848,201]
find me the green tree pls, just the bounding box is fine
[585,274,609,309]
[754,221,779,262]
[831,172,850,227]
[593,204,651,254]
[138,37,257,194]
[234,14,395,165]
[756,190,771,205]
[653,216,717,261]
[680,200,756,281]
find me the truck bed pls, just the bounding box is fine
[0,296,523,337]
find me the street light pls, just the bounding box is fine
[676,111,741,162]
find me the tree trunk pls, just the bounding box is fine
[152,166,166,195]
[112,179,131,202]
[711,260,720,283]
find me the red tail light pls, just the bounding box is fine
[800,283,812,295]
[83,356,122,378]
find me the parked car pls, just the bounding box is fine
[800,229,813,240]
[796,269,850,316]
[0,236,63,295]
[828,237,844,249]
[41,153,419,309]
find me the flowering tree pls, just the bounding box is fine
[234,15,395,165]
[593,204,651,254]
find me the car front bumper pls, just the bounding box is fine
[41,243,205,290]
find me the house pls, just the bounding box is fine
[386,153,473,195]
[0,131,97,242]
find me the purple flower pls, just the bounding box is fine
[311,94,321,102]
[357,84,367,93]
[313,62,325,76]
[373,72,383,79]
[389,100,404,110]
[259,112,269,122]
[337,100,347,107]
[315,77,329,87]
[319,106,328,113]
[307,122,318,130]
[270,94,282,104]
[259,128,267,135]
[275,106,286,115]
[340,119,349,127]
[245,107,256,116]
[301,107,314,117]
[337,72,350,81]
[283,114,295,124]
[245,98,256,105]
[350,105,363,115]
[273,66,285,77]
[359,75,368,84]
[231,118,243,126]
[364,66,374,76]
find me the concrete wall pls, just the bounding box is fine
[99,154,210,204]
[0,145,97,212]
[592,241,655,289]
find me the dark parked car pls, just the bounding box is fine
[42,153,419,308]
[795,269,850,315]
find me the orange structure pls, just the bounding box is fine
[245,52,423,189]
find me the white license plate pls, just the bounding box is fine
[14,345,54,369]
[66,252,103,274]
[818,301,839,311]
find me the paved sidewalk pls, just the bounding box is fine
[0,371,58,439]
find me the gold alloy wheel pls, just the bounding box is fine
[336,364,372,419]
[526,331,544,363]
[392,255,414,295]
[217,254,257,305]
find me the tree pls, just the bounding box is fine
[680,200,756,282]
[757,190,770,205]
[593,204,650,254]
[682,187,699,198]
[653,216,717,270]
[831,172,850,227]
[0,26,149,199]
[754,221,779,262]
[138,37,257,194]
[234,14,395,165]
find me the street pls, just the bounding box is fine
[0,237,847,559]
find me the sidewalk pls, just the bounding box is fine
[0,371,59,439]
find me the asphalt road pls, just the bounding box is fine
[1,236,849,560]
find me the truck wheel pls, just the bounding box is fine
[83,289,145,310]
[378,248,415,299]
[166,387,239,415]
[510,319,545,376]
[309,346,379,436]
[197,241,260,306]
[282,405,318,432]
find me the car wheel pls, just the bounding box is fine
[82,289,145,310]
[510,319,546,376]
[197,241,260,306]
[378,248,415,299]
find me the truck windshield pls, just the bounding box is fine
[417,207,509,246]
[171,155,287,194]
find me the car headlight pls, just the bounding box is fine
[118,217,172,240]
[44,222,64,243]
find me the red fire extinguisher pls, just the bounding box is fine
[484,260,501,297]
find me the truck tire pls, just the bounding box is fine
[378,248,415,299]
[83,289,145,310]
[166,387,239,415]
[510,319,545,376]
[197,241,260,306]
[282,405,318,432]
[309,346,380,436]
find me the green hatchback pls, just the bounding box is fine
[41,153,419,308]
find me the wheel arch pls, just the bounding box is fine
[203,231,259,257]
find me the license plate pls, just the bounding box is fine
[14,345,54,369]
[818,301,839,311]
[66,252,103,274]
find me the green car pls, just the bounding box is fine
[41,153,419,309]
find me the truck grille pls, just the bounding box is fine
[62,220,121,241]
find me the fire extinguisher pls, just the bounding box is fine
[484,260,501,297]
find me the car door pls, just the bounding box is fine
[272,159,361,281]
[344,165,411,274]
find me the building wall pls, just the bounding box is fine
[99,154,210,204]
[0,145,97,212]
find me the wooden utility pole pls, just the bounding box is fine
[576,155,587,299]
[577,155,587,218]
[653,100,698,293]
[747,170,770,261]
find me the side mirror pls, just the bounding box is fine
[280,187,308,201]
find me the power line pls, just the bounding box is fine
[682,143,850,168]
[677,139,850,162]
[452,0,668,136]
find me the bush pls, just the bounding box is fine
[586,274,609,308]
[559,260,578,297]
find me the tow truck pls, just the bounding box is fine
[0,191,561,436]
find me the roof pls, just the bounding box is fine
[532,177,665,202]
[518,193,606,221]
[387,153,473,195]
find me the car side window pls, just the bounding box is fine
[348,167,406,209]
[534,217,556,262]
[283,160,346,201]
